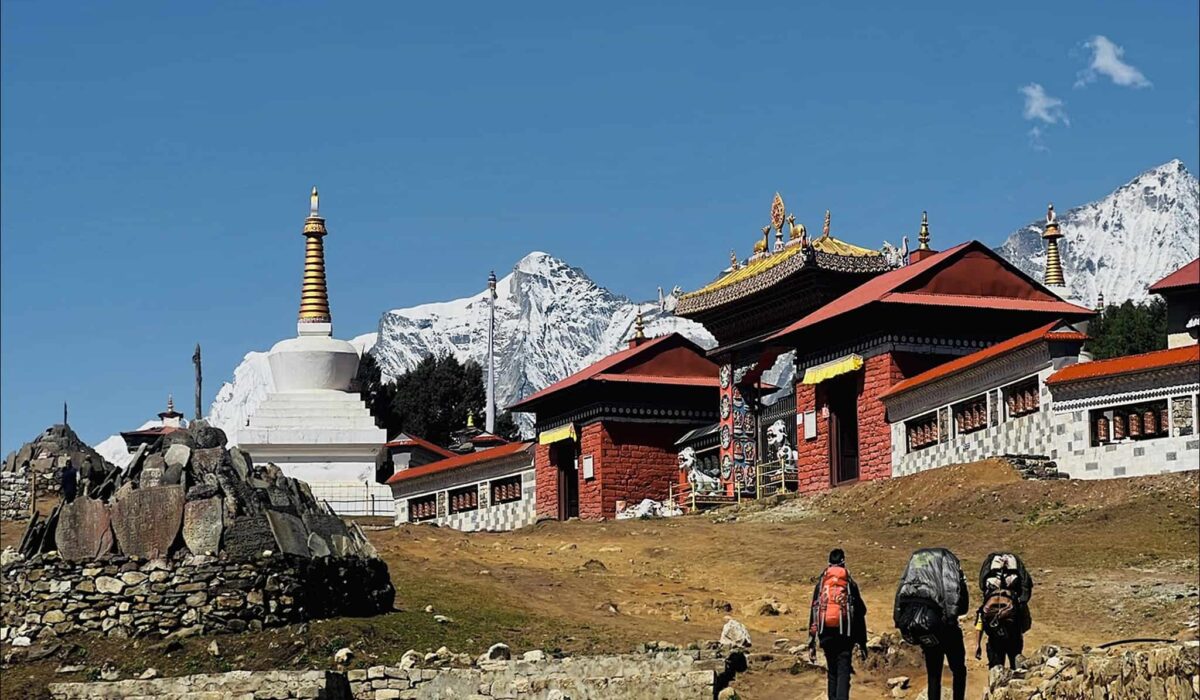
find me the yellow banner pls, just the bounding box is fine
[538,423,577,445]
[801,354,864,385]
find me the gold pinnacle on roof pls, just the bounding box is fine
[821,210,831,239]
[729,249,740,270]
[167,394,175,413]
[633,310,646,339]
[1042,203,1065,287]
[299,186,332,323]
[918,211,931,251]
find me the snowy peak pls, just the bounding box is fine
[997,160,1199,305]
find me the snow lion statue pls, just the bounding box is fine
[678,447,719,494]
[766,419,795,464]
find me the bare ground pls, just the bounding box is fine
[2,460,1197,699]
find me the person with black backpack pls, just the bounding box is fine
[973,552,1034,670]
[807,548,868,700]
[894,548,970,700]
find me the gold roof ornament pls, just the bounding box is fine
[633,310,646,339]
[1041,203,1066,288]
[466,411,475,429]
[729,249,740,271]
[821,210,831,240]
[770,193,786,232]
[917,211,932,251]
[753,236,768,254]
[299,186,332,323]
[166,394,175,413]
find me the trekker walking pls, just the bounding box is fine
[894,547,969,700]
[974,552,1034,670]
[60,457,78,503]
[807,548,868,700]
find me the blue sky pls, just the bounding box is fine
[2,1,1197,454]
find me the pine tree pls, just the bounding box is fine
[1085,299,1167,360]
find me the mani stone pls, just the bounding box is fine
[189,422,228,449]
[265,510,312,558]
[164,444,191,471]
[182,497,224,555]
[55,497,114,561]
[330,534,358,558]
[111,485,185,559]
[229,448,251,480]
[141,454,167,488]
[189,447,227,473]
[222,514,274,561]
[307,531,331,558]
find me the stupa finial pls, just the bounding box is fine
[918,211,931,251]
[299,187,331,325]
[1042,202,1065,287]
[822,210,831,239]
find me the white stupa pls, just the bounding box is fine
[238,188,386,493]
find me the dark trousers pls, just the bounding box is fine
[986,630,1023,670]
[821,636,854,700]
[922,627,967,700]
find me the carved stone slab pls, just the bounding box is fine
[265,510,311,558]
[182,497,224,555]
[307,531,331,558]
[330,534,358,557]
[111,485,184,559]
[55,497,114,561]
[302,512,348,544]
[222,514,273,560]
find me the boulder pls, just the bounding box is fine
[720,618,752,649]
[164,444,191,471]
[188,421,227,449]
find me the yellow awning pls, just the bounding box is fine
[801,354,864,385]
[538,423,577,445]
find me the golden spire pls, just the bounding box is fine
[466,412,475,429]
[634,310,646,339]
[167,394,175,413]
[299,186,332,324]
[917,211,931,251]
[1042,203,1065,287]
[821,210,831,239]
[729,249,740,270]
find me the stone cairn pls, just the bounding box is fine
[1,424,118,521]
[1,420,394,644]
[984,641,1199,699]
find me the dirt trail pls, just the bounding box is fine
[2,461,1197,699]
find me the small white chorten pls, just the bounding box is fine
[238,188,386,490]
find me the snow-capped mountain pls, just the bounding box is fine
[371,252,715,429]
[201,252,713,442]
[997,159,1199,305]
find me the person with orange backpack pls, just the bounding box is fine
[807,548,868,700]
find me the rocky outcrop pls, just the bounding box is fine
[1,424,117,521]
[985,642,1199,699]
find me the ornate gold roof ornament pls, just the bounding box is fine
[299,186,332,323]
[821,210,832,240]
[918,211,932,251]
[1042,203,1066,287]
[787,213,808,246]
[753,235,768,255]
[770,193,786,232]
[633,310,646,339]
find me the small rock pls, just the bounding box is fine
[55,665,86,674]
[887,676,910,689]
[523,649,546,662]
[717,688,740,700]
[581,559,607,572]
[558,543,577,551]
[11,637,31,647]
[208,640,221,657]
[433,614,452,624]
[720,618,752,649]
[100,664,119,681]
[139,668,158,680]
[773,638,791,649]
[424,605,435,613]
[399,649,421,669]
[334,647,353,664]
[484,643,511,661]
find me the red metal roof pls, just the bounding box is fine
[1149,258,1200,293]
[507,333,710,411]
[768,242,1093,341]
[592,373,720,386]
[383,433,456,459]
[120,425,184,438]
[1046,344,1200,386]
[386,441,533,484]
[880,321,1087,400]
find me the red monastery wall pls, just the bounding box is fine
[794,352,906,494]
[534,443,557,519]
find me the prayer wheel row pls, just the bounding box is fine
[908,420,939,450]
[450,491,478,513]
[1094,406,1169,443]
[410,498,437,520]
[955,399,988,434]
[492,481,521,502]
[1007,386,1040,417]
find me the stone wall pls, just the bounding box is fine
[986,642,1199,699]
[1,469,30,521]
[50,670,350,700]
[1,552,393,644]
[48,652,714,700]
